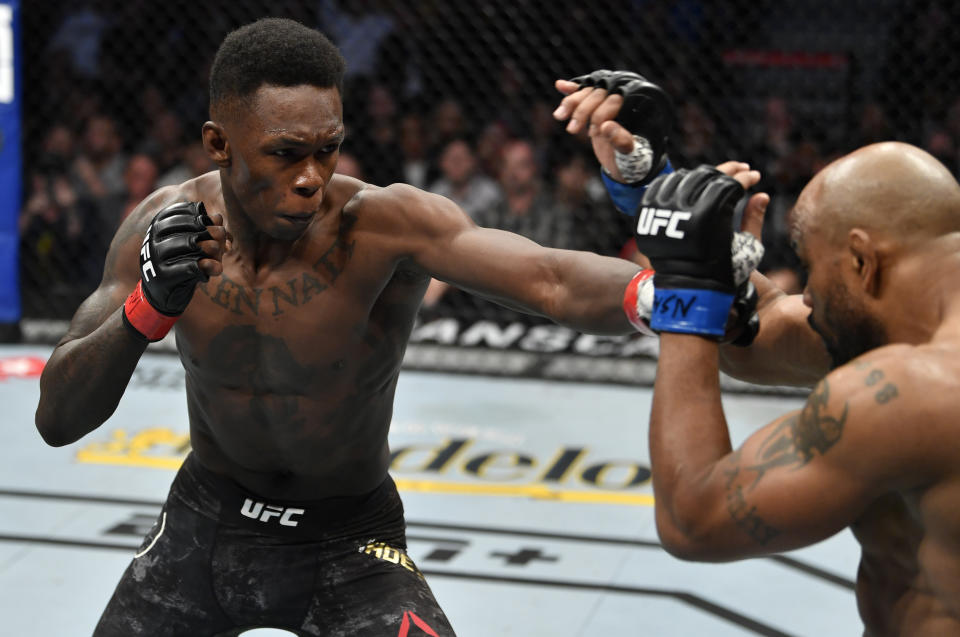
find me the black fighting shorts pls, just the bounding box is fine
[94,453,454,636]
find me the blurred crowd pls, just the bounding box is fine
[17,0,960,321]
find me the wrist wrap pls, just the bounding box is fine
[622,269,657,337]
[601,158,674,216]
[122,280,179,342]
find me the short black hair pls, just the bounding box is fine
[209,18,345,116]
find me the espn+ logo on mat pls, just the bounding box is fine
[636,207,691,239]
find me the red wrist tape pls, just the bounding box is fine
[623,269,656,335]
[122,281,179,342]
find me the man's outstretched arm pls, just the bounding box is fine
[370,183,646,335]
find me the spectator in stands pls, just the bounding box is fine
[428,138,502,220]
[348,82,404,186]
[139,110,187,177]
[398,114,429,189]
[19,127,102,314]
[421,138,502,309]
[475,120,510,180]
[99,153,159,230]
[317,0,396,81]
[425,97,469,184]
[550,147,625,256]
[71,115,127,202]
[34,124,76,178]
[334,152,365,180]
[47,1,111,80]
[157,143,215,188]
[749,96,796,183]
[674,100,723,166]
[474,139,572,248]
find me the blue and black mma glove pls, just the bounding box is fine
[568,69,675,216]
[633,165,764,340]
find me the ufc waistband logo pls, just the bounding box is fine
[636,207,691,239]
[140,230,156,282]
[240,498,305,527]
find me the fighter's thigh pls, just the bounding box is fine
[94,502,230,636]
[302,541,455,637]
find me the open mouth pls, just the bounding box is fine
[280,213,314,225]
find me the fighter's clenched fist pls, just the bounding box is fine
[122,201,228,342]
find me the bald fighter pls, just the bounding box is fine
[32,20,765,637]
[649,144,960,635]
[556,72,960,635]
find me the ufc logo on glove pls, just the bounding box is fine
[632,166,764,339]
[636,207,691,239]
[139,230,156,282]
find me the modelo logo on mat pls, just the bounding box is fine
[76,429,652,492]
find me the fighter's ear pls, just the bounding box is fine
[202,121,231,168]
[847,228,880,296]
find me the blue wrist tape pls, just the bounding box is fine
[600,159,674,216]
[649,288,734,337]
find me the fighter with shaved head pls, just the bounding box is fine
[557,72,960,635]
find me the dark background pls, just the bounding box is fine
[17,0,960,323]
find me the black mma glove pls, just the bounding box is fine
[633,165,764,339]
[122,201,214,342]
[570,70,675,217]
[569,69,673,184]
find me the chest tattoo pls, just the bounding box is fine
[196,214,357,317]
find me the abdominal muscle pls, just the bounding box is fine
[184,375,398,500]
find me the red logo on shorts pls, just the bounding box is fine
[397,610,439,637]
[0,356,46,381]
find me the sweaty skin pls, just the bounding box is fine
[650,143,960,636]
[35,84,644,499]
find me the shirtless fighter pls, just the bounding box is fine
[31,19,761,636]
[556,75,960,635]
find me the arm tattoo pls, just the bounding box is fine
[875,383,898,404]
[856,364,900,404]
[864,369,883,386]
[726,484,780,545]
[720,380,847,546]
[746,379,847,487]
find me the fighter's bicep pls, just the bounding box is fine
[702,371,908,557]
[710,417,865,555]
[394,187,553,297]
[425,225,557,305]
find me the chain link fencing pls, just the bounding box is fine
[14,0,960,387]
